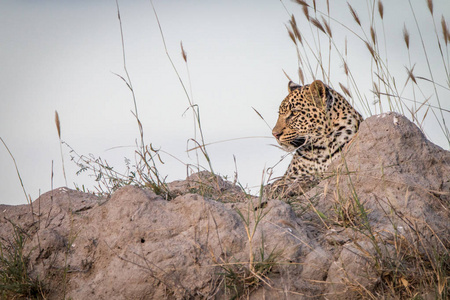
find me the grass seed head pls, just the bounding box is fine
[311,18,326,34]
[321,16,332,37]
[290,15,302,43]
[370,26,377,45]
[372,81,381,100]
[348,3,361,26]
[365,41,376,60]
[302,5,310,21]
[442,16,449,45]
[339,83,351,98]
[378,0,384,19]
[403,24,410,49]
[293,0,309,7]
[298,67,305,85]
[343,61,349,76]
[55,110,61,139]
[180,41,187,62]
[427,0,433,15]
[286,26,296,44]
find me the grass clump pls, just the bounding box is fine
[68,142,170,199]
[313,161,449,299]
[0,221,46,299]
[219,244,280,299]
[374,240,449,299]
[219,188,282,298]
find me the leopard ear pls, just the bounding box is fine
[309,80,329,109]
[288,81,302,93]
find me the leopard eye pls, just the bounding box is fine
[285,111,295,121]
[289,110,301,119]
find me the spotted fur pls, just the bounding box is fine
[270,80,363,195]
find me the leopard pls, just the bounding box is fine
[267,80,363,198]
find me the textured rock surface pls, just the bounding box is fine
[303,113,450,298]
[0,113,448,299]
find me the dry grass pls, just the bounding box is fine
[285,0,449,146]
[0,221,46,299]
[64,0,219,199]
[276,3,449,297]
[212,189,282,299]
[297,160,449,299]
[54,111,67,187]
[2,0,448,298]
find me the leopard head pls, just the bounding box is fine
[272,80,361,152]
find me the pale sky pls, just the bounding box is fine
[1,0,449,205]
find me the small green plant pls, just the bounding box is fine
[0,221,46,299]
[214,182,282,298]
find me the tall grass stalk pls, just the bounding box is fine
[54,110,67,187]
[0,138,31,205]
[408,0,449,143]
[98,0,170,196]
[150,0,214,174]
[62,1,171,197]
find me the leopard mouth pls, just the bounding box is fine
[290,137,307,148]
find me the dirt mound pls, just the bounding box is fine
[0,113,448,299]
[303,112,450,298]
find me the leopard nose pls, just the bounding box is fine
[272,129,282,140]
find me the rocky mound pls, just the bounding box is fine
[0,113,448,299]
